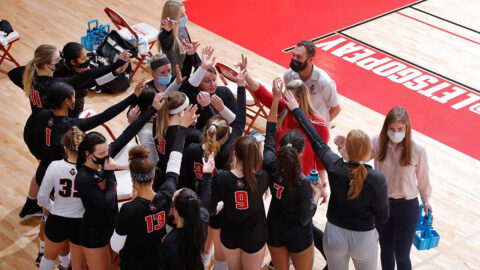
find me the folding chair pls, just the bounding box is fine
[104,7,159,79]
[215,63,269,134]
[0,31,20,67]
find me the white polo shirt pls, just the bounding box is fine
[283,64,339,123]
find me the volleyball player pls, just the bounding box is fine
[37,127,86,270]
[285,91,389,270]
[110,104,198,270]
[8,45,130,220]
[263,79,322,270]
[74,93,165,269]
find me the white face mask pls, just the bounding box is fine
[387,130,405,143]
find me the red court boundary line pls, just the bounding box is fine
[396,11,480,46]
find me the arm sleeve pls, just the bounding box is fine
[164,79,181,94]
[111,204,129,253]
[222,88,237,117]
[218,106,236,124]
[263,122,277,173]
[75,93,137,131]
[187,67,208,87]
[200,173,213,214]
[58,60,125,90]
[158,29,174,51]
[216,86,246,162]
[95,72,117,86]
[291,108,342,171]
[138,126,159,165]
[37,164,55,211]
[110,231,127,253]
[253,84,286,113]
[416,146,432,204]
[108,106,157,157]
[374,176,390,224]
[180,53,194,78]
[158,126,187,200]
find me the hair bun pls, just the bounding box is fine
[128,146,150,160]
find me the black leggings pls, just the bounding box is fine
[377,197,419,270]
[313,225,326,260]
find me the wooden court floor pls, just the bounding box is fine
[0,0,479,269]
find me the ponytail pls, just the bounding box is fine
[61,126,85,158]
[275,129,305,194]
[345,129,371,200]
[155,92,187,139]
[173,188,205,270]
[23,44,57,96]
[201,116,229,157]
[347,164,368,199]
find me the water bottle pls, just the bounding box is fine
[308,169,319,185]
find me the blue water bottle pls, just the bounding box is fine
[308,169,319,185]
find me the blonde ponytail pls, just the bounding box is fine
[201,116,229,158]
[61,126,86,157]
[155,91,187,139]
[22,44,57,96]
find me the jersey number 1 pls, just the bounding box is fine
[145,211,166,233]
[234,191,249,210]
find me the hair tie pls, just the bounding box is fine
[286,143,292,147]
[150,57,171,70]
[212,123,217,128]
[358,161,365,165]
[131,169,155,183]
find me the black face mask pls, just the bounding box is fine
[77,59,90,68]
[48,63,58,72]
[91,154,109,165]
[290,58,308,72]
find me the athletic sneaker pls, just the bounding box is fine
[35,252,43,266]
[58,265,72,270]
[18,202,42,220]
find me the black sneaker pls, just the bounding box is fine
[35,252,43,266]
[267,260,274,269]
[58,265,72,270]
[19,202,42,220]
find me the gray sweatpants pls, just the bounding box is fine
[323,222,379,270]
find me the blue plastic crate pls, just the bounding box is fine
[413,204,440,250]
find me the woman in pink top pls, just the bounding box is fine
[336,106,432,270]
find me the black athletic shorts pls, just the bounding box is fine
[45,214,82,245]
[79,220,114,248]
[209,208,224,229]
[220,216,267,254]
[24,114,42,160]
[267,215,313,253]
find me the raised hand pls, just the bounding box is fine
[334,135,346,149]
[127,105,141,124]
[236,69,247,87]
[152,93,166,110]
[201,46,216,70]
[234,53,248,71]
[211,95,225,112]
[175,64,187,84]
[272,77,283,99]
[118,51,132,62]
[134,78,148,97]
[202,152,215,174]
[180,104,199,127]
[186,41,200,56]
[161,17,175,32]
[283,90,299,111]
[196,91,211,108]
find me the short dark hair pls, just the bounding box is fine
[296,40,316,59]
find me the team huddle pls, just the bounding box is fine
[8,1,433,270]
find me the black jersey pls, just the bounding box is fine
[178,86,246,191]
[263,122,317,252]
[8,60,125,116]
[159,165,212,270]
[35,93,137,163]
[291,108,389,231]
[208,169,269,253]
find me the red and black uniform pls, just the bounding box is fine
[34,93,140,186]
[115,126,186,270]
[209,169,269,253]
[7,60,126,159]
[263,121,317,253]
[75,106,158,248]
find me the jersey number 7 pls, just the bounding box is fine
[234,191,249,210]
[145,211,166,233]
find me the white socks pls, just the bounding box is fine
[213,260,228,270]
[39,240,45,254]
[39,257,55,270]
[59,253,70,268]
